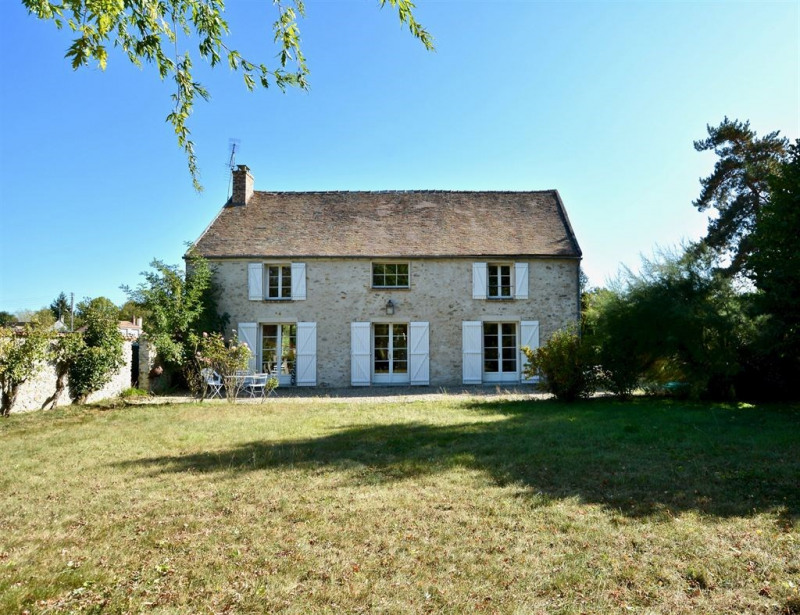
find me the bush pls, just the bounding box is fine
[522,326,595,402]
[197,332,251,403]
[584,249,753,400]
[65,301,125,404]
[123,250,228,392]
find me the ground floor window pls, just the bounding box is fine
[483,322,518,382]
[262,324,297,385]
[463,320,526,385]
[373,323,409,384]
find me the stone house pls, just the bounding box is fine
[191,165,582,388]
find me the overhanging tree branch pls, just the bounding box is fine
[22,0,434,190]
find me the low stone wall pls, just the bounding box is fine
[11,341,135,414]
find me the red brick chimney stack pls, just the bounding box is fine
[232,164,254,206]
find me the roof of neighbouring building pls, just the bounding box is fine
[193,190,582,259]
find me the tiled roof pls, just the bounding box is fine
[193,190,581,259]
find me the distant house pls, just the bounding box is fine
[118,318,143,340]
[191,165,582,388]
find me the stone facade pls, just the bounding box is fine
[210,257,580,387]
[10,341,134,413]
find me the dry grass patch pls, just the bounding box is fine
[1,397,798,613]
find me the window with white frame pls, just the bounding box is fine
[249,262,306,301]
[487,264,512,299]
[373,323,409,383]
[266,265,292,299]
[372,263,410,289]
[483,322,517,377]
[472,262,528,300]
[262,323,297,384]
[351,321,429,386]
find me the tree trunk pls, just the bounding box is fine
[1,386,19,417]
[42,362,68,410]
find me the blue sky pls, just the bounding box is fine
[0,0,797,313]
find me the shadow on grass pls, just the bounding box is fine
[116,398,800,520]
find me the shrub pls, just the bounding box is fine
[522,325,595,402]
[197,332,251,403]
[584,249,753,400]
[123,250,228,392]
[66,301,125,404]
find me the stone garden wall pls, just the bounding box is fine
[11,340,135,414]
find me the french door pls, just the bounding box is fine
[483,322,518,382]
[373,323,409,384]
[261,324,297,385]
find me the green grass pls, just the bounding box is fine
[1,397,798,613]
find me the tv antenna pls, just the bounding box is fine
[226,138,241,198]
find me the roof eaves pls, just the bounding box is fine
[252,189,560,196]
[187,198,232,258]
[552,189,583,258]
[201,253,582,260]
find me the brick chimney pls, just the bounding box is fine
[231,164,254,206]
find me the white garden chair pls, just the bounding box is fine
[201,368,224,399]
[244,373,271,401]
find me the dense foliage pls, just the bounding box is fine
[74,296,119,330]
[741,140,800,398]
[66,299,125,404]
[522,326,595,402]
[585,250,752,399]
[22,0,433,189]
[692,118,789,275]
[123,250,227,391]
[0,312,15,327]
[582,120,797,401]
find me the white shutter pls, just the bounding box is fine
[291,262,306,300]
[248,263,263,300]
[409,321,430,386]
[237,322,258,372]
[295,322,316,386]
[515,262,529,299]
[351,322,371,386]
[462,321,483,384]
[472,262,487,299]
[520,320,540,383]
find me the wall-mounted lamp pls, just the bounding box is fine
[385,300,395,316]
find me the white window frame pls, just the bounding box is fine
[265,264,292,300]
[260,323,297,386]
[372,322,410,385]
[487,263,513,299]
[473,262,529,300]
[371,262,410,289]
[482,321,520,383]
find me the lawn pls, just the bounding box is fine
[1,396,798,614]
